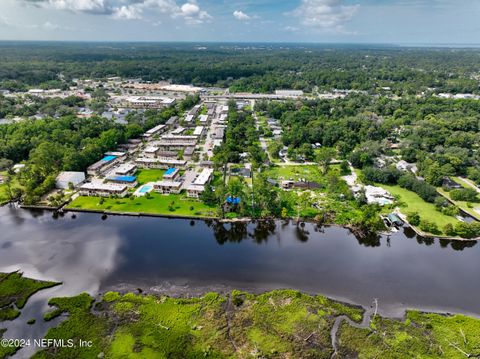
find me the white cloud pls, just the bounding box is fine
[293,0,358,31]
[23,0,212,24]
[177,1,212,24]
[284,25,299,32]
[43,21,60,29]
[47,0,108,13]
[112,5,142,19]
[233,10,250,21]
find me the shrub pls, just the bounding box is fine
[450,188,479,203]
[419,220,440,234]
[398,175,438,203]
[455,222,480,239]
[443,223,456,236]
[407,212,421,226]
[362,166,402,185]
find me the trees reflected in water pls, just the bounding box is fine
[205,219,477,251]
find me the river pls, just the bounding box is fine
[0,205,479,355]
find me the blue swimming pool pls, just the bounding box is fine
[138,184,153,194]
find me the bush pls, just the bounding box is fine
[407,212,421,226]
[455,222,480,239]
[362,167,402,185]
[419,220,440,234]
[443,223,456,236]
[398,175,438,203]
[450,188,479,203]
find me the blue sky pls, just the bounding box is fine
[0,0,479,44]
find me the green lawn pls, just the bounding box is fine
[67,192,217,218]
[0,172,22,204]
[379,184,460,233]
[437,187,480,221]
[136,169,165,185]
[265,165,323,182]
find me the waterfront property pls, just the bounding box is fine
[68,192,216,217]
[79,182,128,197]
[153,180,183,194]
[187,168,214,198]
[106,175,138,188]
[55,171,86,189]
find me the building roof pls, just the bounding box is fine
[164,168,178,176]
[80,182,127,192]
[101,155,117,162]
[184,147,195,155]
[107,175,137,183]
[145,124,166,135]
[56,171,85,182]
[154,181,182,188]
[193,168,214,186]
[115,163,137,174]
[193,126,204,136]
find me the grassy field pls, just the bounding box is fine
[136,169,165,185]
[67,192,217,218]
[380,184,460,234]
[265,164,324,183]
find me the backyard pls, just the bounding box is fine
[67,192,217,218]
[380,184,460,234]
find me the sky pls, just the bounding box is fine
[0,0,479,44]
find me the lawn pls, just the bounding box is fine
[136,169,165,185]
[265,165,324,183]
[0,171,22,204]
[379,184,460,233]
[67,192,217,218]
[437,187,480,221]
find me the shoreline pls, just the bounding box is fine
[99,281,480,321]
[13,202,480,241]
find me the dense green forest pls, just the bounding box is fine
[1,42,479,94]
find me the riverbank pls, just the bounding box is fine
[3,271,480,359]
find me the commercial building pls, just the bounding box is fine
[187,168,214,198]
[275,90,304,97]
[55,171,86,189]
[153,181,183,194]
[125,96,176,109]
[79,182,128,197]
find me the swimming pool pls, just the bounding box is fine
[138,184,153,194]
